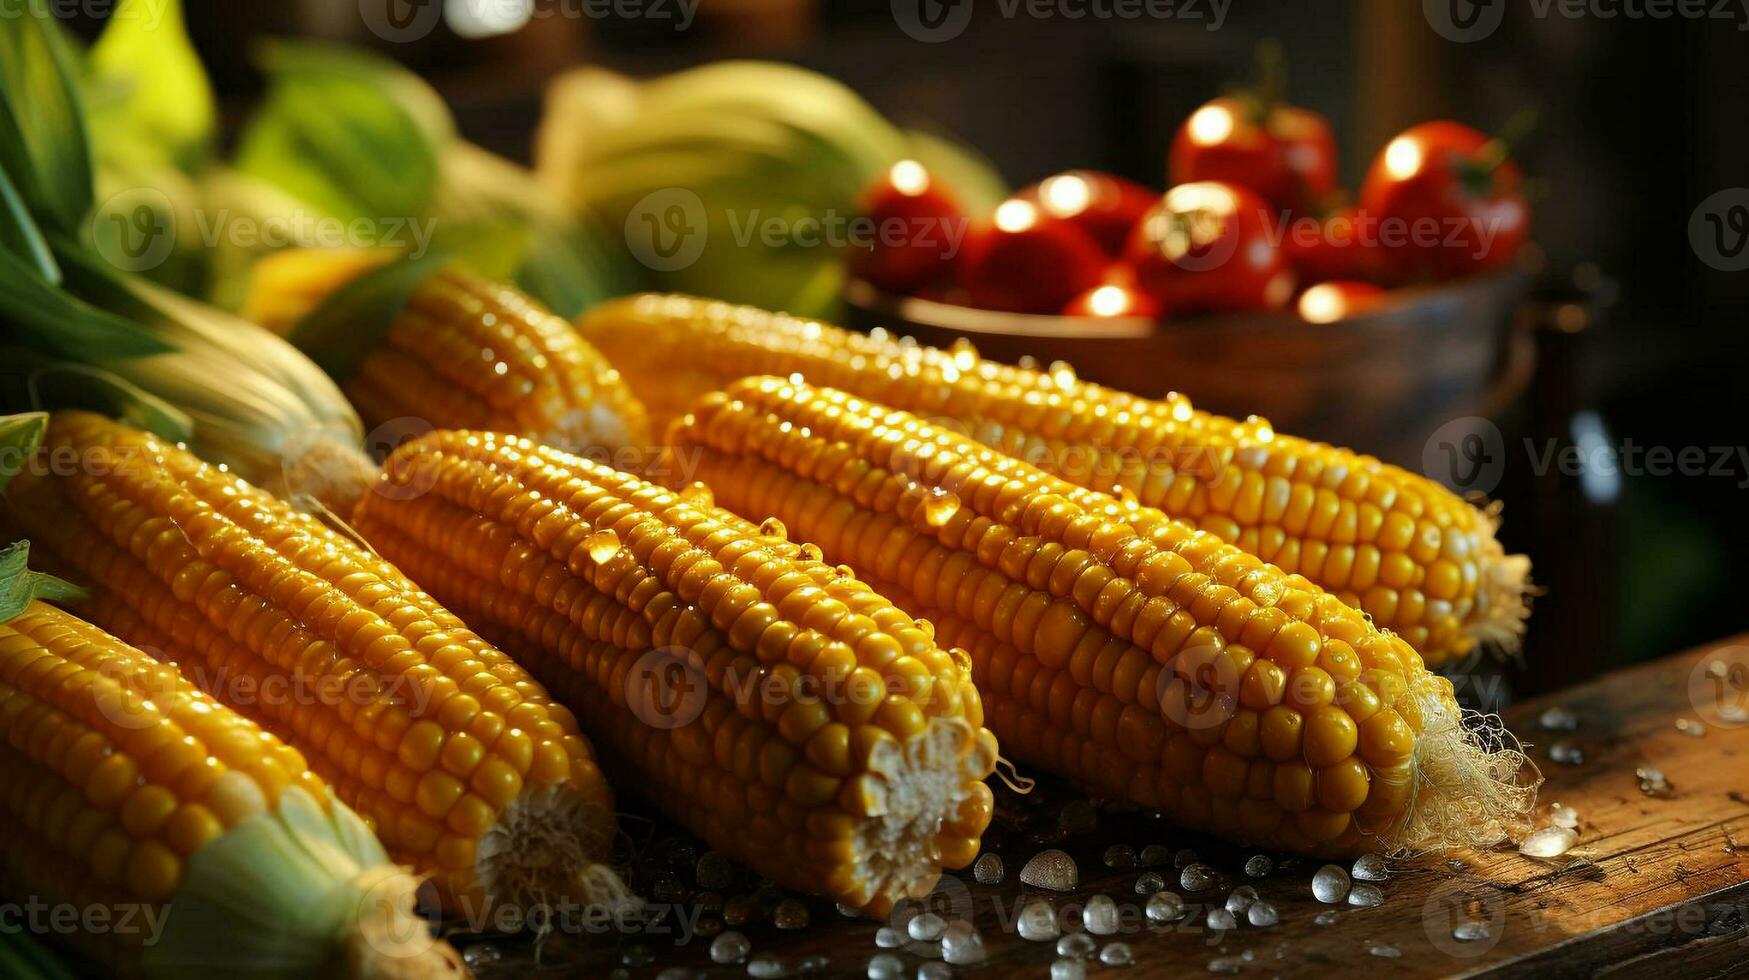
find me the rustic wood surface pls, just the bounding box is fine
[466,634,1749,979]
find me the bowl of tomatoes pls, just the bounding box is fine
[841,80,1538,462]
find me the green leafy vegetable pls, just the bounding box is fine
[0,541,87,625]
[287,246,455,380]
[86,0,216,173]
[0,1,95,235]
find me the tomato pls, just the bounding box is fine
[1061,282,1162,319]
[1358,120,1530,282]
[1296,281,1387,323]
[1283,207,1384,283]
[1019,170,1158,256]
[1169,96,1338,216]
[1124,181,1295,317]
[848,160,969,295]
[958,200,1107,314]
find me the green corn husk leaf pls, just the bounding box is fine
[142,786,458,979]
[0,0,95,237]
[0,412,46,496]
[0,158,59,281]
[235,41,448,226]
[2,350,194,445]
[0,237,170,358]
[285,244,456,382]
[0,540,86,624]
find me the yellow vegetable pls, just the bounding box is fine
[349,428,998,916]
[662,378,1537,857]
[577,294,1531,666]
[2,413,631,919]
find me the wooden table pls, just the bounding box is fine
[469,635,1749,979]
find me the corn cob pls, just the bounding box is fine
[347,428,999,916]
[578,294,1531,666]
[0,596,464,977]
[663,378,1536,857]
[245,248,651,456]
[1,412,631,918]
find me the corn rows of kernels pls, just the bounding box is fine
[1,804,139,970]
[350,429,995,913]
[2,413,610,908]
[583,295,1500,663]
[667,379,1456,856]
[0,604,325,905]
[351,272,649,453]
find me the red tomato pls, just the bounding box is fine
[958,200,1107,314]
[848,160,969,295]
[1296,280,1387,323]
[1169,96,1338,216]
[1019,170,1158,256]
[1061,282,1162,319]
[1283,207,1384,283]
[1359,120,1530,282]
[1124,182,1295,317]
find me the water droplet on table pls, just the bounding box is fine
[1100,942,1135,966]
[908,912,946,942]
[1135,871,1166,894]
[1050,959,1087,980]
[1103,844,1136,869]
[712,931,751,964]
[1206,907,1237,931]
[1021,850,1079,891]
[1539,706,1578,730]
[972,852,1003,884]
[1637,766,1673,795]
[867,953,903,979]
[1369,944,1402,958]
[1346,884,1384,908]
[1676,717,1707,737]
[1312,864,1351,903]
[875,926,904,948]
[1550,803,1579,829]
[1351,853,1388,881]
[1520,826,1579,858]
[1139,844,1172,866]
[1018,900,1061,941]
[1549,740,1585,765]
[1243,854,1274,878]
[1056,933,1097,958]
[1083,895,1120,935]
[1453,920,1495,942]
[1180,863,1218,891]
[1208,956,1243,974]
[1146,891,1187,923]
[1225,886,1259,914]
[1247,901,1279,927]
[941,922,986,965]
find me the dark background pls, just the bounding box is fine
[68,0,1749,684]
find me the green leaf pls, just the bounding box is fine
[0,412,46,494]
[2,356,194,445]
[86,0,216,174]
[287,246,454,381]
[0,239,170,359]
[0,0,96,234]
[234,41,450,226]
[0,157,59,281]
[0,541,87,625]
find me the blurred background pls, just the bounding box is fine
[60,0,1749,688]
